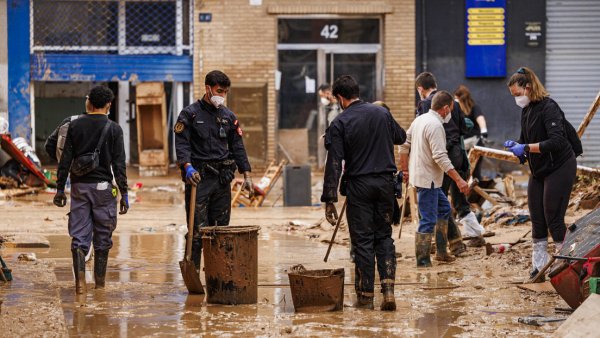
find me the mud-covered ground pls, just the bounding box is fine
[0,170,596,337]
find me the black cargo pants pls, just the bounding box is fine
[184,172,231,268]
[442,144,471,241]
[346,174,397,297]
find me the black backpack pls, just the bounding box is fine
[560,108,583,157]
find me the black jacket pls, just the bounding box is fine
[56,114,128,194]
[416,90,469,146]
[174,99,251,174]
[518,97,574,178]
[321,101,406,203]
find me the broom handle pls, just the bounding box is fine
[398,182,408,239]
[186,185,197,261]
[324,200,348,262]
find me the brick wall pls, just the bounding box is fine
[194,0,415,166]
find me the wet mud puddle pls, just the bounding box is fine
[25,233,479,336]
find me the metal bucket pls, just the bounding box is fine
[288,265,345,312]
[200,225,260,305]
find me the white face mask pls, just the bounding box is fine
[208,87,225,108]
[443,110,452,124]
[515,95,530,108]
[320,97,330,106]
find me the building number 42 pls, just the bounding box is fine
[320,25,339,39]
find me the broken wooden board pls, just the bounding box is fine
[577,90,600,138]
[1,234,50,248]
[552,294,600,338]
[517,281,557,293]
[0,187,43,199]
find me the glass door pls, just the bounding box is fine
[325,53,378,103]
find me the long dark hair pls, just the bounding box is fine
[454,85,474,115]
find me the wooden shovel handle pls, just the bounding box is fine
[186,185,197,261]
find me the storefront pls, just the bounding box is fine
[193,0,415,168]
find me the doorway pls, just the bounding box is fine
[277,17,382,166]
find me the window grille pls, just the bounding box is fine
[32,0,192,55]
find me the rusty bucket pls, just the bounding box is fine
[200,225,260,305]
[288,265,345,312]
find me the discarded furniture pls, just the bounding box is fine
[136,82,168,176]
[0,134,48,186]
[548,208,600,309]
[231,159,287,208]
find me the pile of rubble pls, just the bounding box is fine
[0,132,49,199]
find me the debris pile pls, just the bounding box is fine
[0,133,49,199]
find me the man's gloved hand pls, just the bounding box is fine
[53,190,67,207]
[503,140,518,149]
[119,194,129,215]
[185,165,201,186]
[325,202,338,226]
[243,173,255,199]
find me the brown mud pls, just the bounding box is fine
[0,176,589,336]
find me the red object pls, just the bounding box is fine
[0,134,49,185]
[549,208,600,309]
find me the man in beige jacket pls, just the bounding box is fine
[399,91,470,267]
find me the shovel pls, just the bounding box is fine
[179,185,205,294]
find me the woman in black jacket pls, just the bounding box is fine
[503,67,577,280]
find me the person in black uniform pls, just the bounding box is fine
[504,67,578,280]
[174,70,254,271]
[415,72,486,252]
[322,75,406,311]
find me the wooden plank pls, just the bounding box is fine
[577,90,600,138]
[473,185,499,206]
[552,294,600,338]
[517,281,556,293]
[409,186,419,227]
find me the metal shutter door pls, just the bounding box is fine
[546,0,600,166]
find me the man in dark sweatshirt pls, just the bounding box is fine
[53,85,129,295]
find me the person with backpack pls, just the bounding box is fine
[52,86,129,295]
[504,66,581,281]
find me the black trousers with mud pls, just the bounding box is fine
[184,173,232,268]
[346,174,396,297]
[528,154,577,242]
[442,144,471,240]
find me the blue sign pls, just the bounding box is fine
[465,0,506,77]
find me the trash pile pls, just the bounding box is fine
[0,123,50,199]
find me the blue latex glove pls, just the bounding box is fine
[185,165,201,186]
[503,140,518,148]
[509,143,526,157]
[119,194,129,215]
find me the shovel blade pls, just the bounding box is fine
[179,259,205,294]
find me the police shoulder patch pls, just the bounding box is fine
[174,121,185,134]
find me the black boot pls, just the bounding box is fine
[355,293,374,310]
[435,220,456,262]
[415,232,433,268]
[380,282,396,311]
[94,249,109,289]
[71,248,87,294]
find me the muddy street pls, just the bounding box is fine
[0,180,573,337]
